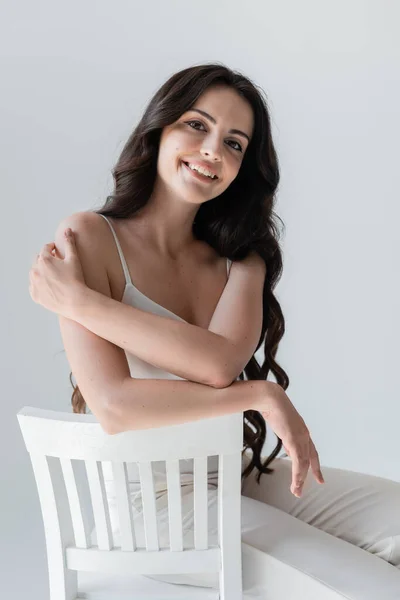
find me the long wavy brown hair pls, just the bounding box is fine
[70,62,289,484]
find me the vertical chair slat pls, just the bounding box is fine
[193,456,208,550]
[166,459,183,551]
[138,461,159,551]
[30,453,78,600]
[60,457,89,549]
[218,453,242,600]
[85,460,113,550]
[112,461,137,551]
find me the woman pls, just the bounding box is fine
[29,63,400,589]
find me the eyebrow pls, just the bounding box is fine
[188,108,251,143]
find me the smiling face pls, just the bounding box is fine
[156,84,254,204]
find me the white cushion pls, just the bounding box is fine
[86,491,400,599]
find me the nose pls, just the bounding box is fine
[200,137,222,162]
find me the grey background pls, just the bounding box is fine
[1,0,399,597]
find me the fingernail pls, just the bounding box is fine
[65,228,72,237]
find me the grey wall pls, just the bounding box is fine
[1,0,399,597]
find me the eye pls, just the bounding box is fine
[227,140,243,153]
[186,120,206,131]
[185,120,243,153]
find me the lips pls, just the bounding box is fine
[181,161,219,181]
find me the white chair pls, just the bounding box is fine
[17,406,244,600]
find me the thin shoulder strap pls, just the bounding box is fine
[227,258,232,276]
[98,214,132,286]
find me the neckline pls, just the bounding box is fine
[122,259,231,327]
[101,214,231,325]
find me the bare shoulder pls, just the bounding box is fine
[55,210,108,241]
[55,210,116,260]
[54,211,112,294]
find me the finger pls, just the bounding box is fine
[290,451,310,497]
[52,244,61,258]
[309,439,325,484]
[63,228,76,258]
[40,243,56,259]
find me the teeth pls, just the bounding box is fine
[186,162,216,179]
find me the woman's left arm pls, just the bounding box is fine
[30,224,266,388]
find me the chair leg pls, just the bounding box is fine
[30,454,79,600]
[218,453,243,600]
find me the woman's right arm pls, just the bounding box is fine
[54,212,131,434]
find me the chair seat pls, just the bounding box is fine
[77,570,221,599]
[80,496,400,600]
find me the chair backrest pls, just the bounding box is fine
[17,406,244,600]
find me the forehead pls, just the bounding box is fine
[189,85,254,139]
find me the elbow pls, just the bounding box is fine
[101,415,123,436]
[100,414,120,435]
[209,342,239,389]
[210,366,237,389]
[100,396,124,435]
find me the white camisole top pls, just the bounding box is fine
[97,214,234,511]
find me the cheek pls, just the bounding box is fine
[158,138,179,165]
[160,133,187,159]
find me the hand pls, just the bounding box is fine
[29,228,86,319]
[257,382,325,498]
